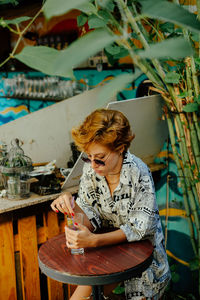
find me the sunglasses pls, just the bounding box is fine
[81,152,111,166]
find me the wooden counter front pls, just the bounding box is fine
[0,188,78,300]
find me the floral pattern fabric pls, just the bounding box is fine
[76,151,171,299]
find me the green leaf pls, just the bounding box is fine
[0,0,18,5]
[159,22,175,34]
[178,91,190,98]
[97,0,115,11]
[194,95,200,104]
[105,44,128,60]
[53,28,116,75]
[98,70,142,105]
[193,179,199,184]
[0,18,8,28]
[113,47,129,59]
[15,46,68,76]
[88,15,107,29]
[170,264,177,272]
[191,33,200,42]
[140,0,200,33]
[98,9,112,23]
[104,48,117,65]
[171,271,180,283]
[78,2,97,14]
[0,16,31,27]
[43,0,90,19]
[15,28,116,77]
[194,57,200,65]
[105,44,121,55]
[137,37,193,59]
[77,14,88,27]
[182,102,199,112]
[165,72,180,84]
[189,257,200,271]
[113,285,125,295]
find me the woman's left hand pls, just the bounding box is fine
[65,223,95,249]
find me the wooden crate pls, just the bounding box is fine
[0,201,75,300]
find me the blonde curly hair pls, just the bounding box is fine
[71,108,135,153]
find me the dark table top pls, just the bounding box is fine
[38,233,153,286]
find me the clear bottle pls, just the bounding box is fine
[7,176,20,199]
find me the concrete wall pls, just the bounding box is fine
[0,89,168,168]
[0,88,104,167]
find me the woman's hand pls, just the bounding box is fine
[65,223,95,249]
[50,192,74,215]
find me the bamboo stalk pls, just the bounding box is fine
[118,0,167,86]
[174,115,199,211]
[109,3,165,90]
[169,82,200,182]
[193,112,200,142]
[188,114,200,172]
[175,114,200,198]
[190,57,199,98]
[166,114,197,255]
[165,174,170,249]
[184,58,200,170]
[173,115,200,281]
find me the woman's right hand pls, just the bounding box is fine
[50,192,75,216]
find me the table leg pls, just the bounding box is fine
[92,285,103,300]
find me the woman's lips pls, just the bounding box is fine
[95,169,103,174]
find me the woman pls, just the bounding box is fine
[51,109,171,300]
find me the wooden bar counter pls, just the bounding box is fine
[0,187,78,300]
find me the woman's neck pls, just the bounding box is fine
[107,154,123,176]
[106,175,120,185]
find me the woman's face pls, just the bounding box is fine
[86,142,123,176]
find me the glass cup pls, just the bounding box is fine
[65,212,84,255]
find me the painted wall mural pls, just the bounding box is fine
[0,69,145,125]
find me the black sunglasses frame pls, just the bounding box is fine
[81,156,106,166]
[81,152,111,166]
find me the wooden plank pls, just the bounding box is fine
[68,285,77,298]
[46,210,64,300]
[15,252,23,300]
[14,226,47,252]
[18,215,41,300]
[0,214,17,300]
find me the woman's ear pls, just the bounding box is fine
[119,145,125,155]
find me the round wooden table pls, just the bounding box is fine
[38,233,153,300]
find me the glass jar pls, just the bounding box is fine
[7,176,20,199]
[0,138,33,199]
[0,141,7,190]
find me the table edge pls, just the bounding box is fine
[38,251,153,286]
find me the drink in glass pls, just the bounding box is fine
[65,212,84,255]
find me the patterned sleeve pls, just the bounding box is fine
[75,166,102,232]
[120,170,160,242]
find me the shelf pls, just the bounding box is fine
[0,95,63,102]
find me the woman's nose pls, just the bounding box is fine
[91,160,97,168]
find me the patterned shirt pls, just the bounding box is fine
[76,151,171,299]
